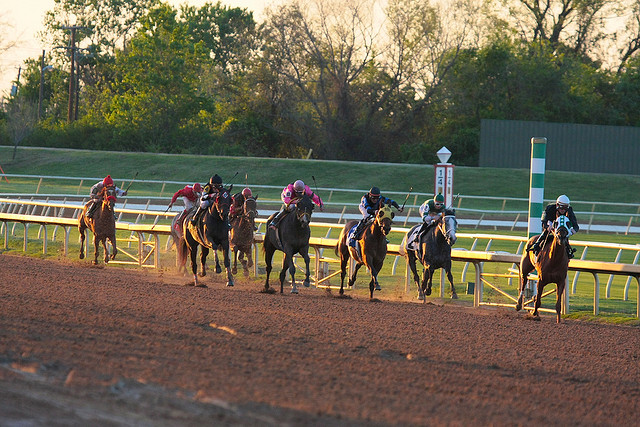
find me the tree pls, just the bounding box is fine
[5,97,37,159]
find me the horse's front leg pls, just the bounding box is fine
[79,225,86,259]
[214,249,222,274]
[231,248,238,275]
[407,253,423,300]
[531,281,544,320]
[348,263,363,288]
[555,280,565,323]
[199,247,209,279]
[424,266,435,296]
[222,244,234,287]
[445,268,457,299]
[189,246,200,286]
[102,237,110,264]
[368,268,380,300]
[93,235,100,265]
[109,234,117,260]
[280,252,297,294]
[301,249,311,288]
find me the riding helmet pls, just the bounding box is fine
[242,187,252,197]
[210,174,223,186]
[193,183,202,192]
[369,187,381,199]
[293,180,305,192]
[434,193,445,204]
[103,175,114,187]
[556,194,570,208]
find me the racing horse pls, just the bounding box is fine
[78,186,118,265]
[402,209,458,301]
[263,193,314,294]
[516,215,571,323]
[230,195,258,277]
[179,189,234,287]
[336,204,395,300]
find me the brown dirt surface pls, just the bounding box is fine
[1,253,638,426]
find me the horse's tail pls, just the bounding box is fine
[177,236,188,268]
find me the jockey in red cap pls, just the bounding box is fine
[169,182,203,212]
[87,175,127,219]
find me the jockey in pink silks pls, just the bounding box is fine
[268,180,323,229]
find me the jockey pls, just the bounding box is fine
[414,193,445,243]
[269,180,323,230]
[230,187,253,221]
[169,182,202,212]
[350,186,402,245]
[86,175,127,219]
[191,174,224,225]
[527,194,579,259]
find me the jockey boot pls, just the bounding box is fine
[349,219,367,247]
[86,201,98,218]
[190,207,203,226]
[527,230,547,255]
[567,244,576,259]
[269,210,286,230]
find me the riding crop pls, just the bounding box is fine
[400,186,413,210]
[124,171,139,193]
[311,176,323,210]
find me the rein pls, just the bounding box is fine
[437,214,457,246]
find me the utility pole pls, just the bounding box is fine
[38,50,45,120]
[62,25,83,123]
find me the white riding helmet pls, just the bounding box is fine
[556,194,570,208]
[293,180,305,192]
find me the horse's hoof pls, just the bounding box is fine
[303,280,310,288]
[260,287,276,294]
[232,267,237,274]
[79,254,84,259]
[425,287,432,296]
[291,287,299,294]
[451,292,458,300]
[417,293,424,301]
[199,271,206,277]
[375,284,381,291]
[226,282,234,287]
[515,303,522,311]
[243,270,250,278]
[216,266,222,274]
[92,260,98,265]
[195,283,208,288]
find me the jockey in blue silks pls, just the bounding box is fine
[349,186,403,246]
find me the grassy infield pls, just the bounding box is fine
[1,146,639,324]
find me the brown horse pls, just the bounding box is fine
[78,186,118,265]
[336,204,394,300]
[516,215,571,323]
[403,209,458,300]
[230,195,258,277]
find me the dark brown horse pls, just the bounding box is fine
[516,215,571,323]
[403,209,458,300]
[230,195,258,277]
[178,189,233,287]
[263,194,314,294]
[78,186,118,265]
[336,204,394,300]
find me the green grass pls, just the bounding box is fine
[0,145,638,322]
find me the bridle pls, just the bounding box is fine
[242,197,257,221]
[211,190,231,220]
[437,213,458,246]
[294,196,314,226]
[375,204,394,235]
[550,215,570,246]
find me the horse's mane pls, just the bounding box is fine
[444,208,456,216]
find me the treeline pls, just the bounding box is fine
[2,0,640,166]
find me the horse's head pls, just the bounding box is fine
[438,209,457,246]
[294,194,314,228]
[102,186,117,211]
[376,203,394,235]
[243,196,258,221]
[211,189,232,219]
[551,214,571,245]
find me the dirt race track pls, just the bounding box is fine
[1,254,638,426]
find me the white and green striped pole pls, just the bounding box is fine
[528,137,547,238]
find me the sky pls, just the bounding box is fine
[0,0,274,97]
